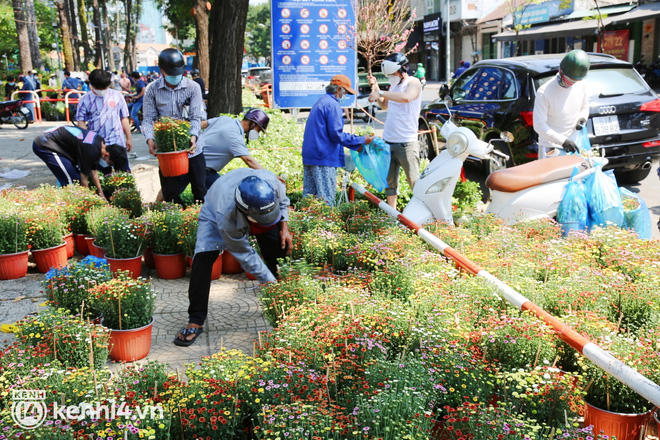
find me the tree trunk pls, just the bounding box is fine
[77,0,92,68]
[193,0,209,85]
[25,0,44,70]
[123,0,140,73]
[12,0,33,73]
[55,0,75,71]
[91,0,103,67]
[208,0,249,115]
[102,0,115,70]
[66,0,80,68]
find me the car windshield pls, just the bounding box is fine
[534,68,648,97]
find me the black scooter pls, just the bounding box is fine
[0,99,30,129]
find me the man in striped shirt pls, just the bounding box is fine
[142,48,205,205]
[76,69,133,174]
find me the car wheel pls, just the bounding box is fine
[418,119,438,161]
[615,167,652,184]
[483,140,514,175]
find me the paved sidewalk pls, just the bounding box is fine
[0,262,270,374]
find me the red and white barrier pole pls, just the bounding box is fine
[350,182,660,407]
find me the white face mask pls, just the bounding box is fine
[388,75,401,88]
[92,87,108,97]
[248,129,260,141]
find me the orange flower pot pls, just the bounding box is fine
[584,402,652,440]
[108,317,153,362]
[187,252,223,280]
[63,233,75,258]
[31,243,67,273]
[222,251,243,274]
[246,272,256,280]
[144,247,155,268]
[85,237,105,258]
[73,233,90,255]
[153,253,186,279]
[106,255,143,279]
[0,251,29,280]
[156,150,189,177]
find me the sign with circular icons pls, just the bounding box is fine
[300,40,310,50]
[319,40,329,50]
[281,8,290,18]
[281,24,291,34]
[319,24,329,34]
[301,55,310,65]
[300,24,310,34]
[319,8,328,18]
[300,8,309,18]
[282,40,291,50]
[337,24,347,34]
[319,55,329,65]
[282,55,292,65]
[338,40,347,49]
[338,8,347,18]
[338,55,347,65]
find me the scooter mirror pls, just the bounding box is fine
[438,84,449,99]
[500,131,514,143]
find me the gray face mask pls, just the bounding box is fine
[248,129,260,141]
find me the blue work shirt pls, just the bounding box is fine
[302,93,366,167]
[195,168,289,284]
[62,77,81,99]
[198,117,250,171]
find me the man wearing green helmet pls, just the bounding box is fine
[533,49,590,159]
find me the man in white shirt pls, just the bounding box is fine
[533,50,591,159]
[368,52,422,208]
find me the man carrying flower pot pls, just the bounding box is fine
[141,48,205,205]
[174,168,292,347]
[32,125,119,200]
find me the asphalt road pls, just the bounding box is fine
[1,84,658,239]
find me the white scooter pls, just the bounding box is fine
[402,106,603,225]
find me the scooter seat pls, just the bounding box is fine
[0,100,21,107]
[486,155,588,193]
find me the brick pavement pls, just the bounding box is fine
[0,260,271,375]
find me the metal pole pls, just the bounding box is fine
[445,0,451,82]
[350,181,660,407]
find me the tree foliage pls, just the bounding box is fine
[245,2,270,63]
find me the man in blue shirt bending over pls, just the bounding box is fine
[301,74,373,206]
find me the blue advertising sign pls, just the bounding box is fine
[271,0,357,109]
[516,0,574,25]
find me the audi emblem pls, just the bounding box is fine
[598,105,616,115]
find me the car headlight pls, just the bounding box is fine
[446,132,469,156]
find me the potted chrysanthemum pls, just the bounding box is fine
[153,117,191,177]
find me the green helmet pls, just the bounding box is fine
[560,50,590,80]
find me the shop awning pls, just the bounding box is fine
[605,1,660,24]
[492,18,601,41]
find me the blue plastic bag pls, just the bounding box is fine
[350,137,391,192]
[557,167,588,236]
[587,166,624,229]
[619,187,652,239]
[576,126,591,153]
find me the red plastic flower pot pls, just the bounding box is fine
[31,243,67,273]
[73,233,90,255]
[156,150,189,177]
[107,317,154,362]
[583,402,652,440]
[63,233,75,258]
[222,251,243,274]
[187,252,223,280]
[0,251,29,280]
[153,253,186,279]
[246,272,256,280]
[85,237,105,258]
[105,255,143,279]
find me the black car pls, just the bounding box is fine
[418,53,660,182]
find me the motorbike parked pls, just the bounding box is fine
[402,105,603,225]
[0,99,30,129]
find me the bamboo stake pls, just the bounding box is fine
[532,343,542,370]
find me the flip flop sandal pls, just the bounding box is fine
[173,326,204,347]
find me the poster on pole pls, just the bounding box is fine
[271,0,357,109]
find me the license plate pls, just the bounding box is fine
[593,115,620,136]
[20,107,29,115]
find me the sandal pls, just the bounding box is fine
[173,326,204,347]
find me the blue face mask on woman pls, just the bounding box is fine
[165,74,183,86]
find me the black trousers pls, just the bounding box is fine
[160,153,206,205]
[187,224,288,326]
